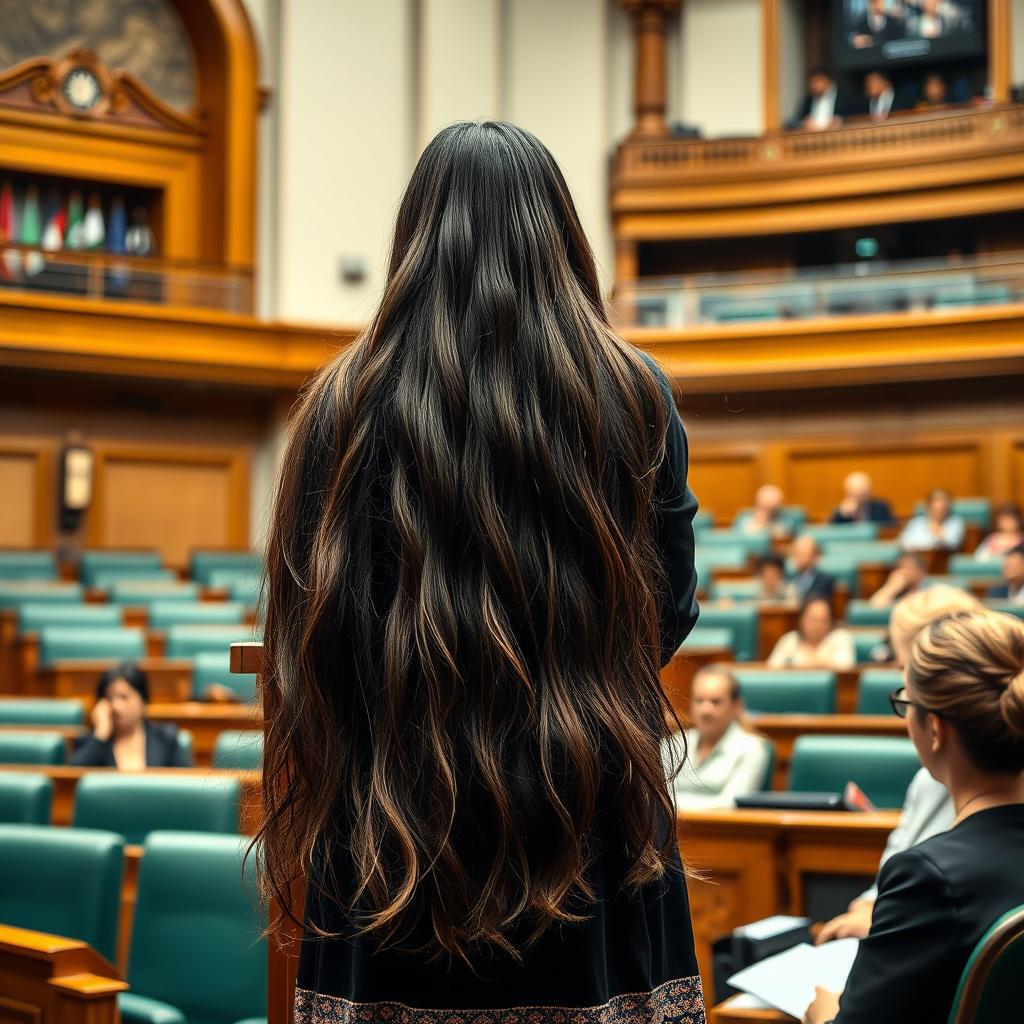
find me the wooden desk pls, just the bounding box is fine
[679,808,897,1001]
[27,658,193,703]
[147,701,260,765]
[750,714,906,789]
[712,996,791,1023]
[0,924,127,1024]
[0,763,262,836]
[756,604,798,661]
[662,646,734,713]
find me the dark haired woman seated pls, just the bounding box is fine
[69,662,194,770]
[804,610,1024,1024]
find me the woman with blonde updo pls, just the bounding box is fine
[805,609,1024,1024]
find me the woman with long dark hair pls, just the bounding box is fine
[257,121,703,1022]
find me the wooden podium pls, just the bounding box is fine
[0,924,127,1024]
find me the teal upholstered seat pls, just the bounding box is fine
[853,629,889,664]
[213,731,263,771]
[701,530,771,558]
[947,904,1024,1024]
[88,568,179,590]
[189,551,262,586]
[119,831,266,1024]
[987,602,1024,622]
[845,601,893,627]
[857,669,903,715]
[709,578,763,602]
[108,582,200,605]
[0,582,83,611]
[733,506,807,534]
[913,498,991,531]
[695,547,750,579]
[0,773,53,824]
[18,603,122,633]
[801,523,879,544]
[0,699,85,726]
[811,555,860,595]
[789,735,920,807]
[678,627,734,654]
[820,541,901,564]
[0,823,123,961]
[0,551,58,582]
[165,624,259,661]
[148,602,245,629]
[696,605,759,661]
[192,651,258,702]
[949,556,1004,581]
[79,551,163,587]
[0,730,66,765]
[733,670,837,714]
[73,774,240,845]
[37,626,145,667]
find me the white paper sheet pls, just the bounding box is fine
[735,915,810,941]
[726,939,860,1019]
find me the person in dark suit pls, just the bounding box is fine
[850,0,905,48]
[830,471,895,524]
[987,544,1024,604]
[804,610,1024,1024]
[860,70,910,120]
[69,662,193,769]
[787,535,836,601]
[789,68,859,130]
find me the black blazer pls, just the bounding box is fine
[988,584,1011,599]
[830,498,894,525]
[69,720,194,768]
[792,567,836,601]
[834,804,1024,1023]
[792,89,860,126]
[852,12,904,44]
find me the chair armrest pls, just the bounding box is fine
[119,992,187,1024]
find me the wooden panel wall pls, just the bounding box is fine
[0,446,50,548]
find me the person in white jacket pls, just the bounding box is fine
[663,665,770,810]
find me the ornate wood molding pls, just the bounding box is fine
[621,0,680,139]
[0,49,203,134]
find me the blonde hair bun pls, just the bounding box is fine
[1000,667,1024,740]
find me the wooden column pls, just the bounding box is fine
[762,0,781,133]
[622,0,681,138]
[988,0,1012,102]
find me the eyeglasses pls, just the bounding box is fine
[889,688,937,719]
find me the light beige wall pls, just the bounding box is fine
[679,0,763,137]
[1013,0,1024,86]
[779,0,806,128]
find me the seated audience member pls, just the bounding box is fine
[768,595,855,670]
[917,71,948,108]
[974,503,1024,560]
[804,609,1024,1024]
[662,666,769,810]
[988,543,1024,604]
[869,552,927,607]
[899,487,965,551]
[741,484,792,540]
[790,68,856,130]
[756,552,789,600]
[851,0,904,48]
[69,662,194,769]
[830,471,894,524]
[787,536,836,601]
[862,70,905,120]
[816,585,979,944]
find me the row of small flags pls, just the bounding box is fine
[0,182,155,280]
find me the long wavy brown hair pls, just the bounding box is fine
[256,121,680,962]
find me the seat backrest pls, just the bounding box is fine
[108,581,200,605]
[192,651,258,702]
[128,831,266,1024]
[853,629,889,664]
[701,530,772,558]
[0,582,83,611]
[913,498,991,531]
[0,551,58,582]
[0,823,123,961]
[165,624,259,661]
[695,547,749,576]
[802,522,879,543]
[812,555,860,595]
[189,551,262,586]
[73,774,240,845]
[734,670,837,714]
[0,699,84,725]
[820,540,902,563]
[37,626,146,667]
[0,730,66,765]
[948,905,1024,1024]
[148,601,245,629]
[790,735,920,808]
[678,626,735,654]
[18,603,122,633]
[949,556,1004,580]
[857,669,903,715]
[0,773,53,824]
[845,600,893,628]
[213,731,263,771]
[695,606,759,662]
[710,578,762,602]
[87,568,178,590]
[80,550,162,579]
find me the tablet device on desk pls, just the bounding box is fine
[734,792,852,812]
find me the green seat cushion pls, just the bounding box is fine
[0,583,83,610]
[189,552,262,586]
[73,775,240,845]
[678,627,734,654]
[710,579,762,602]
[148,602,245,629]
[165,625,260,661]
[734,670,837,714]
[108,582,200,605]
[88,569,178,590]
[80,550,162,581]
[845,601,893,627]
[987,602,1024,622]
[695,548,750,581]
[857,669,903,715]
[790,735,919,808]
[949,556,1004,580]
[192,651,257,702]
[701,530,772,558]
[0,730,66,765]
[696,605,759,661]
[0,823,123,961]
[0,552,58,582]
[212,731,263,771]
[118,993,187,1024]
[914,498,991,530]
[802,523,879,543]
[810,555,859,595]
[18,604,122,633]
[128,832,266,1024]
[0,773,53,824]
[0,699,84,725]
[820,541,901,563]
[37,626,145,667]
